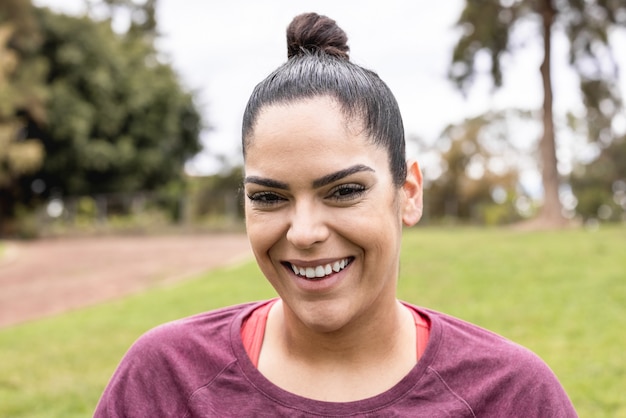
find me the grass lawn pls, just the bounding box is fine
[0,226,624,417]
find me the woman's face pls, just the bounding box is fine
[244,96,422,333]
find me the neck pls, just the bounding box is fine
[258,298,417,401]
[272,298,414,365]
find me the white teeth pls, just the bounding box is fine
[290,258,351,279]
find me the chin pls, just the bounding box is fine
[290,299,357,333]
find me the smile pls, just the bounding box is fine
[288,258,352,279]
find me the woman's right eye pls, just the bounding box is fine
[246,191,286,206]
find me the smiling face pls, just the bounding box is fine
[244,96,422,334]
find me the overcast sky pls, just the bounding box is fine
[32,0,626,182]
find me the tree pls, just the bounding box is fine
[0,0,47,226]
[570,134,626,221]
[32,6,201,198]
[87,0,158,37]
[422,110,529,224]
[0,2,203,235]
[449,0,626,228]
[188,166,245,223]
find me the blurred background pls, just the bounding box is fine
[1,0,626,237]
[1,2,625,416]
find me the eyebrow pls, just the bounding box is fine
[243,164,375,190]
[312,164,374,188]
[243,176,289,190]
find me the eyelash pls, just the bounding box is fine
[328,184,366,201]
[246,184,367,207]
[246,191,285,206]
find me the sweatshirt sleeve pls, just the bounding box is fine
[424,309,578,417]
[93,325,192,417]
[498,351,578,417]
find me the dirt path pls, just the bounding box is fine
[0,234,252,328]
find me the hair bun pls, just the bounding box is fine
[286,13,349,60]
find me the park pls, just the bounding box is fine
[1,226,625,416]
[2,0,626,416]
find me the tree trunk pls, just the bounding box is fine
[537,0,567,227]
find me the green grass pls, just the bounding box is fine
[399,226,626,417]
[0,226,624,417]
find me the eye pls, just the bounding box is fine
[328,184,366,201]
[246,191,286,206]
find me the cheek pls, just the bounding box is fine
[245,219,266,254]
[245,210,283,257]
[348,200,403,254]
[334,209,401,256]
[346,193,403,232]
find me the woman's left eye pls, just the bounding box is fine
[328,184,366,201]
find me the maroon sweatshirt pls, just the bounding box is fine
[95,301,577,417]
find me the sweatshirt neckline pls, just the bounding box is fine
[229,300,441,416]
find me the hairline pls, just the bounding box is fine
[243,94,370,152]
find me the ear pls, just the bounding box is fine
[401,159,423,226]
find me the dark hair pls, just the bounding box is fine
[242,12,407,186]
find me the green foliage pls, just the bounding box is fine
[35,7,202,197]
[0,0,47,226]
[449,0,519,89]
[424,110,529,224]
[0,227,625,416]
[450,0,626,225]
[187,167,245,222]
[451,0,625,129]
[0,1,203,235]
[571,136,626,221]
[97,0,158,37]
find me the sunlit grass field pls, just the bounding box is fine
[0,226,624,417]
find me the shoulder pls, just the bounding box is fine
[422,307,532,358]
[94,301,265,417]
[126,301,263,372]
[409,305,577,417]
[140,302,252,348]
[415,306,550,384]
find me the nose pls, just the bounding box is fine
[286,200,329,250]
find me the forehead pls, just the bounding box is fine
[247,97,366,154]
[256,96,354,133]
[244,96,389,180]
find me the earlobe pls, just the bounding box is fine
[402,159,423,226]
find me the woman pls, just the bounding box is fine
[95,13,577,417]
